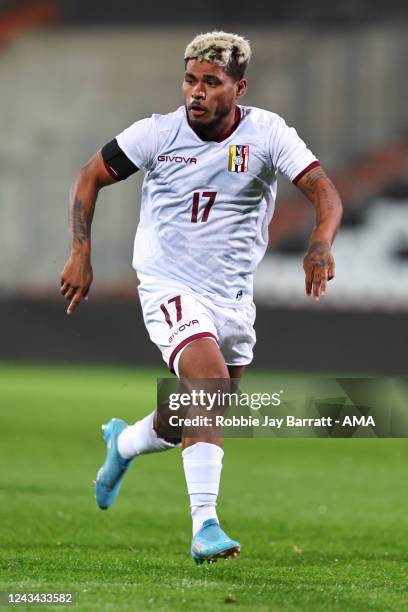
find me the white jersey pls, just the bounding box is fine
[116,105,317,307]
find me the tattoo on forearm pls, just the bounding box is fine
[298,168,342,244]
[319,186,336,211]
[314,187,337,227]
[71,197,90,246]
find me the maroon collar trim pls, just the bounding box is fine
[213,106,241,142]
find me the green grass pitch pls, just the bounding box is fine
[1,364,408,611]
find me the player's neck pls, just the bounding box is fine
[190,106,241,143]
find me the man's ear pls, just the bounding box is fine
[236,79,247,98]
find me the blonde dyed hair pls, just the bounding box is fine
[184,31,251,80]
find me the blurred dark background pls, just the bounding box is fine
[1,0,408,373]
[34,0,408,25]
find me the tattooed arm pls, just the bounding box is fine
[296,165,343,300]
[60,152,117,314]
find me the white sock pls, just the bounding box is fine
[182,442,224,535]
[118,411,179,459]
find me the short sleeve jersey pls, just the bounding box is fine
[115,105,318,306]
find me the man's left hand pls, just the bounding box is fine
[303,241,335,300]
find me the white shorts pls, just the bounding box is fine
[137,275,256,376]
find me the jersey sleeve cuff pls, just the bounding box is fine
[292,160,320,185]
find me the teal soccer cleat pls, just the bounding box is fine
[95,418,133,510]
[191,519,241,564]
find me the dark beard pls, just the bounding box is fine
[186,105,232,141]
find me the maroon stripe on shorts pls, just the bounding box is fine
[169,332,218,371]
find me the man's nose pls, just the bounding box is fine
[192,83,205,99]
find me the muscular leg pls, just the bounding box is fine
[179,348,246,447]
[179,338,245,551]
[96,333,243,560]
[178,338,229,449]
[153,353,246,446]
[117,341,244,454]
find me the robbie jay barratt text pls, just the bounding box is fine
[167,415,376,428]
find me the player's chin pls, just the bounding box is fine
[188,112,211,127]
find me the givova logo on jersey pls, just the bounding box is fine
[228,145,249,172]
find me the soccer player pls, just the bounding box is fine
[60,31,342,564]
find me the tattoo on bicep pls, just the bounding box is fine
[71,197,89,245]
[305,167,326,188]
[304,168,337,198]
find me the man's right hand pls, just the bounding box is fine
[60,253,93,315]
